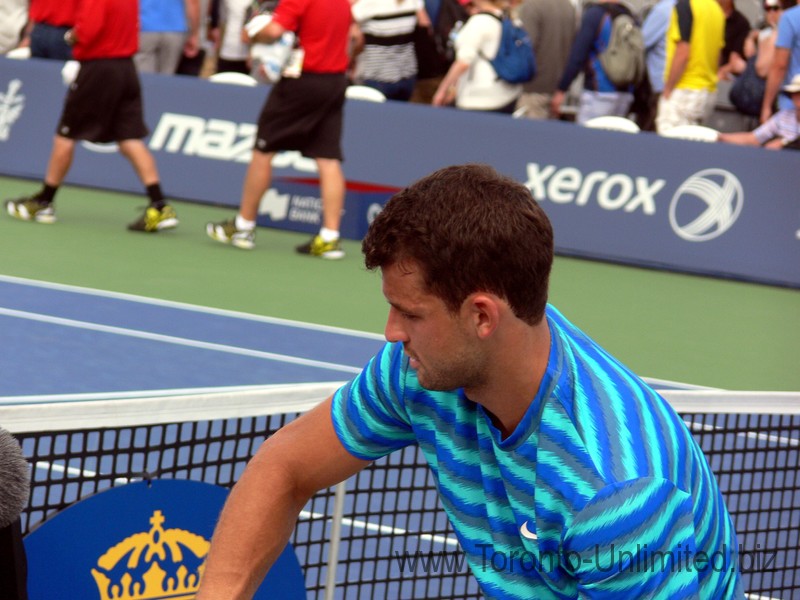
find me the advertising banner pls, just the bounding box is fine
[1,57,797,287]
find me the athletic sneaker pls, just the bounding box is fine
[295,235,345,260]
[5,195,56,223]
[127,204,179,232]
[206,218,255,250]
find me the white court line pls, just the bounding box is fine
[335,515,460,547]
[0,273,385,340]
[31,461,460,547]
[0,306,363,375]
[687,422,799,448]
[2,384,340,431]
[0,383,318,404]
[34,460,135,487]
[294,507,459,547]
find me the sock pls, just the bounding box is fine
[319,227,340,243]
[146,183,165,209]
[38,184,58,205]
[235,214,256,231]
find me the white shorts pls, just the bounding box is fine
[655,88,717,134]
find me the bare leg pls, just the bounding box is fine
[118,139,160,186]
[44,135,76,186]
[315,158,345,231]
[239,150,274,221]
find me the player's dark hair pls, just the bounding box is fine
[362,163,553,325]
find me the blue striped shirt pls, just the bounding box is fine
[753,109,800,146]
[332,305,743,599]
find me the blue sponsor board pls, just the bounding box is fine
[0,57,798,287]
[23,479,306,599]
[255,177,395,240]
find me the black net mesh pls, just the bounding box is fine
[13,410,799,599]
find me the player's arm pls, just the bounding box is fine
[663,41,689,97]
[432,59,470,106]
[416,6,432,30]
[196,396,371,600]
[552,6,604,117]
[761,47,789,123]
[247,17,287,45]
[755,30,776,77]
[717,131,760,146]
[433,14,490,107]
[183,0,201,57]
[662,0,692,99]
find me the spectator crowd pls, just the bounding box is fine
[1,0,797,249]
[3,0,797,139]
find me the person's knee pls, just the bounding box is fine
[315,158,343,176]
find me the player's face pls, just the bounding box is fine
[381,261,487,392]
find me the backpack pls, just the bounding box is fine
[415,0,469,78]
[728,56,766,117]
[597,7,645,88]
[481,12,537,84]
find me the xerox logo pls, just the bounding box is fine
[669,169,743,242]
[147,112,318,173]
[0,79,25,141]
[525,162,744,241]
[524,163,665,215]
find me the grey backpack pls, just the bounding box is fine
[598,9,645,88]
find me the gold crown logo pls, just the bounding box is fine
[91,509,210,600]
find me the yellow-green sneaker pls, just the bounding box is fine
[295,234,345,260]
[5,195,56,223]
[206,218,256,250]
[127,204,179,232]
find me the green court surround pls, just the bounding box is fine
[1,176,797,391]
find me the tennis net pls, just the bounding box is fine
[2,383,798,599]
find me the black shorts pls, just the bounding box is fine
[255,72,348,160]
[57,58,148,143]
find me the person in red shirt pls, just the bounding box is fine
[26,0,80,60]
[206,0,353,258]
[4,0,178,233]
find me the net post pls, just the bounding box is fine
[324,481,348,600]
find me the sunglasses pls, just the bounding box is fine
[764,5,780,10]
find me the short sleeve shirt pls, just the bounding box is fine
[332,305,743,599]
[272,0,351,73]
[775,5,800,111]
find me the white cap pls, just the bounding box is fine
[783,74,800,94]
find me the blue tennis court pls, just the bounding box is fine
[0,274,385,398]
[2,274,797,599]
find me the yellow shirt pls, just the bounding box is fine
[665,0,725,91]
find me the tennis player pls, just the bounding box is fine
[4,0,178,233]
[205,0,351,256]
[198,164,743,599]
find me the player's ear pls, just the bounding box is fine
[464,293,500,339]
